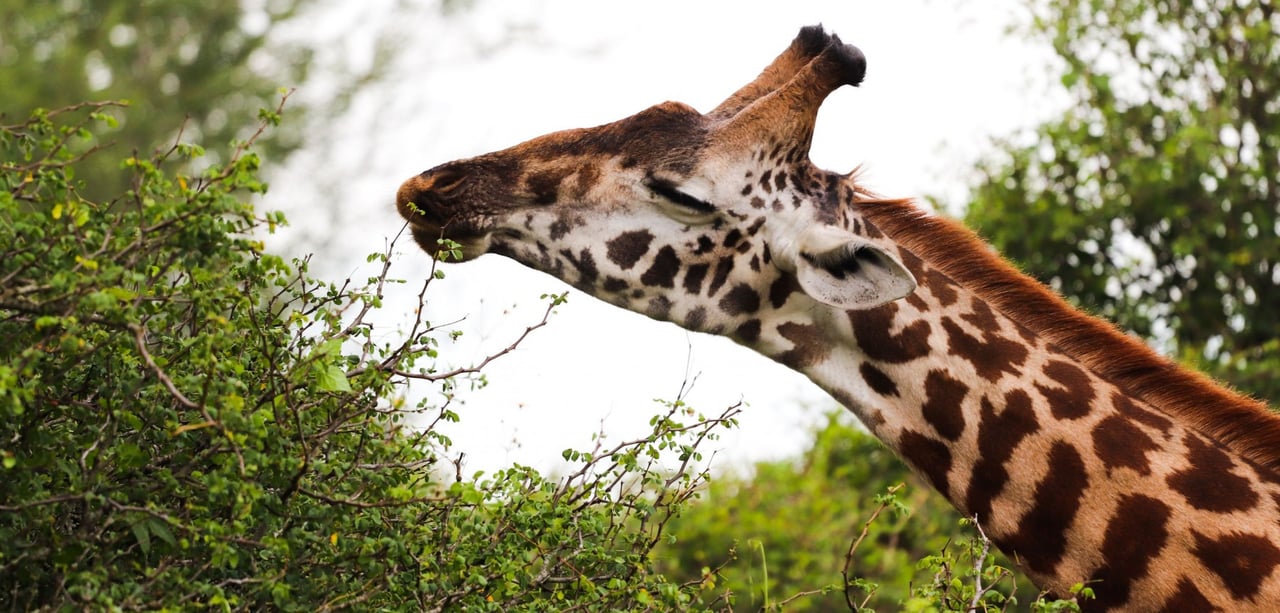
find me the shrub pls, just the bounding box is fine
[0,101,737,611]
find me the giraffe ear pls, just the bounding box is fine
[795,228,917,309]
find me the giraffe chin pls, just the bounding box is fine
[407,222,489,262]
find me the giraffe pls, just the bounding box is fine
[395,26,1280,610]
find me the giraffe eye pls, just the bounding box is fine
[646,178,718,215]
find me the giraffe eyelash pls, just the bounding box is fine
[645,178,718,215]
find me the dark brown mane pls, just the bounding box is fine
[856,197,1280,474]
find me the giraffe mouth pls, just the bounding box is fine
[404,220,491,262]
[397,201,494,262]
[396,172,496,261]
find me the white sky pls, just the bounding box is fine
[266,0,1066,478]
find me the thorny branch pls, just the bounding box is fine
[969,517,995,611]
[129,323,198,410]
[129,322,247,476]
[966,517,1015,613]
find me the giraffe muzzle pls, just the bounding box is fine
[396,165,493,261]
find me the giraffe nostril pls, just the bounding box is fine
[424,165,468,194]
[397,164,475,224]
[396,175,441,222]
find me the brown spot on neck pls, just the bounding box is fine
[1035,360,1095,420]
[1088,495,1172,610]
[774,322,831,369]
[1158,578,1219,612]
[964,389,1039,521]
[999,441,1089,576]
[898,430,953,498]
[1192,530,1280,600]
[960,297,999,329]
[921,369,968,441]
[1168,434,1259,513]
[924,268,959,307]
[848,302,932,364]
[941,316,1028,382]
[859,363,899,397]
[1112,392,1173,434]
[1091,415,1158,475]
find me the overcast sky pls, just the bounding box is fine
[266,0,1068,477]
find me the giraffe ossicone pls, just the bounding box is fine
[397,25,1280,611]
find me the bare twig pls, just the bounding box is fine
[842,483,904,611]
[0,493,85,512]
[129,323,198,410]
[130,322,247,475]
[297,486,446,509]
[965,517,1015,612]
[776,585,836,609]
[969,517,994,612]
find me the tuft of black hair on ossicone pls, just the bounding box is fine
[826,34,867,87]
[795,24,834,56]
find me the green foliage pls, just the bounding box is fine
[0,102,738,610]
[964,0,1280,404]
[900,516,1029,613]
[656,413,1043,610]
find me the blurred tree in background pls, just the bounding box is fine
[964,0,1280,404]
[0,0,319,200]
[0,0,479,203]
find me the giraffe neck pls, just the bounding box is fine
[756,259,1280,607]
[784,277,1093,576]
[733,205,1280,609]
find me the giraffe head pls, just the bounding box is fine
[396,26,916,342]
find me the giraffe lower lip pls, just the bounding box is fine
[408,222,487,261]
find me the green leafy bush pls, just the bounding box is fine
[0,101,738,611]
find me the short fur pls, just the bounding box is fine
[856,197,1280,474]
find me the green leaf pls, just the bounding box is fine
[115,443,147,470]
[132,521,151,556]
[148,518,177,549]
[312,338,344,359]
[314,364,351,392]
